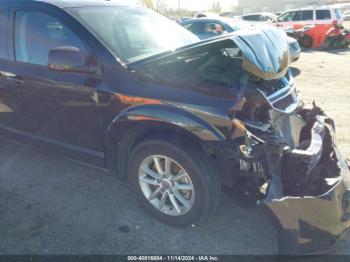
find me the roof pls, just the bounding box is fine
[241,12,277,17]
[0,0,132,8]
[281,6,338,12]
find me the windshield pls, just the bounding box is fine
[72,6,199,63]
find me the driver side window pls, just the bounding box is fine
[15,11,85,66]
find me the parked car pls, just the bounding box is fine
[177,17,193,23]
[321,23,350,49]
[276,7,343,28]
[0,0,349,255]
[194,12,220,19]
[284,24,316,48]
[179,18,248,38]
[239,12,277,23]
[344,13,350,21]
[287,37,301,61]
[179,18,301,62]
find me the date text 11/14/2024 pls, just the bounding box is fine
[127,256,220,261]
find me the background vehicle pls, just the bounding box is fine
[344,12,350,21]
[177,17,192,22]
[194,12,220,18]
[284,24,315,48]
[239,12,277,23]
[180,18,301,62]
[179,18,248,39]
[321,24,350,49]
[276,7,343,28]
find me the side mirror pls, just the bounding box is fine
[48,46,98,74]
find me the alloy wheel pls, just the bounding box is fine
[138,155,195,216]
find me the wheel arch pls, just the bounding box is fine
[105,104,226,179]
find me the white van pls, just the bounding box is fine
[276,7,343,28]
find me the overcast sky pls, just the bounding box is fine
[164,0,238,11]
[123,0,238,11]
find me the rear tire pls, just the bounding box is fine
[128,138,221,226]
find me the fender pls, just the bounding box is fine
[107,103,226,144]
[105,103,228,175]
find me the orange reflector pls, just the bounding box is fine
[232,119,246,133]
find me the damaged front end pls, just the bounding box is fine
[236,101,350,254]
[129,26,350,254]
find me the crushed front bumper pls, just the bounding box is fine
[264,145,350,254]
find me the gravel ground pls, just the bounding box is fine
[0,50,349,255]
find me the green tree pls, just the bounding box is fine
[139,0,166,12]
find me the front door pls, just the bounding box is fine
[0,7,105,166]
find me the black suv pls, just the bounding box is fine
[0,0,349,254]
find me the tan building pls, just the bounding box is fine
[237,0,349,13]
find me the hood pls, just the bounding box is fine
[130,25,290,81]
[231,26,290,80]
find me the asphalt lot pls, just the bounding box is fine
[0,50,350,255]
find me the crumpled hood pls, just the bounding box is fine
[231,26,290,80]
[130,25,290,81]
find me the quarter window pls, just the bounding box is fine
[335,9,342,20]
[15,11,85,66]
[316,10,331,20]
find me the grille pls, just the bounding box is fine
[273,94,295,111]
[258,71,298,113]
[261,79,286,96]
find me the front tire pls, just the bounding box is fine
[300,35,313,48]
[128,138,221,226]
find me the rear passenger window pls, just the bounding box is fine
[259,16,269,22]
[243,15,260,21]
[14,11,85,66]
[316,10,331,20]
